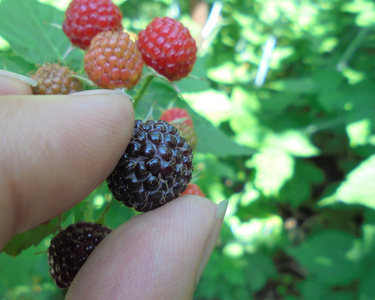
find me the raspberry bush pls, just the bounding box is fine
[1,0,375,299]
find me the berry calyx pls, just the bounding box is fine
[107,119,194,212]
[30,63,81,95]
[84,30,144,89]
[63,0,123,50]
[48,221,111,289]
[160,108,197,150]
[137,17,197,81]
[181,183,205,197]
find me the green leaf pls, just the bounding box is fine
[0,52,36,75]
[359,267,375,300]
[346,119,372,147]
[249,149,295,196]
[289,230,364,286]
[245,253,277,292]
[266,77,317,94]
[2,218,59,256]
[264,130,320,157]
[136,79,254,157]
[298,277,330,300]
[0,0,83,66]
[320,155,375,210]
[0,241,64,299]
[175,56,210,92]
[207,61,251,84]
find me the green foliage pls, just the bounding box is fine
[1,0,375,299]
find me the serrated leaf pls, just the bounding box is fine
[289,230,364,286]
[2,218,59,256]
[0,0,83,67]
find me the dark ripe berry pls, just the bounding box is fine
[107,120,194,212]
[48,221,111,289]
[63,0,123,50]
[136,17,197,81]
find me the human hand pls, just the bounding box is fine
[0,70,228,299]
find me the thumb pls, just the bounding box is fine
[66,197,228,300]
[0,70,36,95]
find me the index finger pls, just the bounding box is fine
[0,90,134,249]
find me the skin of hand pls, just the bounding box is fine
[0,70,228,300]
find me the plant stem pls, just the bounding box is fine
[95,197,114,224]
[132,74,155,109]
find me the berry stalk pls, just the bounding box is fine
[132,74,155,109]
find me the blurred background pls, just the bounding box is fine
[1,0,375,299]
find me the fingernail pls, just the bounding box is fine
[71,89,127,96]
[0,70,37,87]
[195,199,228,286]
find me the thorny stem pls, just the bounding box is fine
[132,74,155,109]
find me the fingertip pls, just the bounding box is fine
[0,73,34,95]
[66,197,218,300]
[0,93,135,246]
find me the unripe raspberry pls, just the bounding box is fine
[84,30,144,89]
[181,183,205,197]
[160,108,197,150]
[63,0,123,50]
[137,17,197,81]
[31,63,81,95]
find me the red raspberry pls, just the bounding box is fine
[137,17,197,81]
[160,107,193,127]
[84,31,144,89]
[63,0,123,50]
[181,184,205,197]
[160,108,197,150]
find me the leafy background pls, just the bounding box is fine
[1,0,375,299]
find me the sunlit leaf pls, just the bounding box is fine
[250,149,295,196]
[321,155,375,210]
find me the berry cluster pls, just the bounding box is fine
[32,0,198,94]
[39,0,206,290]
